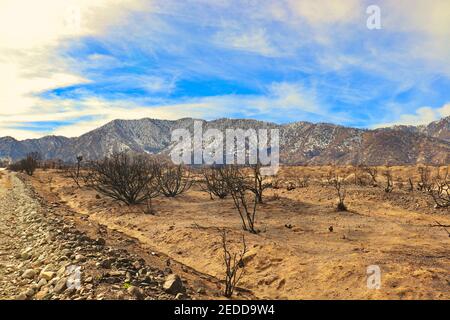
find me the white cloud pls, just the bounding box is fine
[0,81,327,139]
[374,103,450,127]
[287,0,362,25]
[0,0,153,135]
[215,28,279,57]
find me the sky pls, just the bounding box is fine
[0,0,449,140]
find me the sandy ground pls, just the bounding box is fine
[28,166,450,300]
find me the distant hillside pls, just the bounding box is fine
[1,116,450,165]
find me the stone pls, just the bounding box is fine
[53,277,68,294]
[40,271,55,281]
[24,287,35,297]
[163,274,184,295]
[37,278,47,289]
[22,269,37,279]
[36,288,50,300]
[15,293,28,300]
[75,254,86,262]
[127,286,144,299]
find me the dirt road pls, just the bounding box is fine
[0,171,195,300]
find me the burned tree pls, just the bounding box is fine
[68,155,84,187]
[221,230,247,298]
[383,169,394,193]
[201,166,229,200]
[88,152,158,205]
[429,181,450,209]
[329,173,347,211]
[220,166,259,233]
[143,176,161,215]
[157,164,192,197]
[429,169,450,209]
[362,166,378,186]
[12,152,41,176]
[248,163,272,203]
[417,166,432,192]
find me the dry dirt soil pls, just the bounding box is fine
[16,166,450,299]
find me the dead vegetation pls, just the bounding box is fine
[201,166,229,200]
[221,230,247,298]
[219,166,259,233]
[88,152,159,205]
[157,164,192,197]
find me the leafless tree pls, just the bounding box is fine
[383,169,394,193]
[362,166,378,186]
[221,230,247,298]
[142,177,160,215]
[68,155,83,187]
[220,166,259,233]
[417,166,432,192]
[408,177,414,192]
[329,173,347,211]
[88,152,158,205]
[201,166,229,199]
[429,169,449,209]
[11,152,40,176]
[157,164,193,197]
[248,163,271,203]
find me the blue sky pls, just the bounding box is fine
[0,0,449,139]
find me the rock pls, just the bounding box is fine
[127,286,144,299]
[36,288,50,300]
[22,269,37,279]
[99,258,112,269]
[75,254,86,262]
[15,293,28,300]
[53,277,68,294]
[40,271,55,281]
[24,287,35,297]
[163,274,184,295]
[37,278,47,289]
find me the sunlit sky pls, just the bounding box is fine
[1,0,449,140]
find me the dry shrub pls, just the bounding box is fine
[201,166,229,199]
[157,164,192,197]
[88,152,159,205]
[8,152,40,176]
[328,171,347,211]
[221,230,247,298]
[247,163,271,203]
[219,166,259,233]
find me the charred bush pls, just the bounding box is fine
[88,152,158,205]
[201,166,229,199]
[221,230,247,298]
[220,166,259,233]
[157,164,192,197]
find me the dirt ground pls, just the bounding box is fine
[28,165,450,300]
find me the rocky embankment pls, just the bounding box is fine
[0,172,186,300]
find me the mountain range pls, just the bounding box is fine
[1,116,449,165]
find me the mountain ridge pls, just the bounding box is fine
[1,116,449,165]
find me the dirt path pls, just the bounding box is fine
[0,171,217,300]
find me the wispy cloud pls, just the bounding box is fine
[0,0,449,139]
